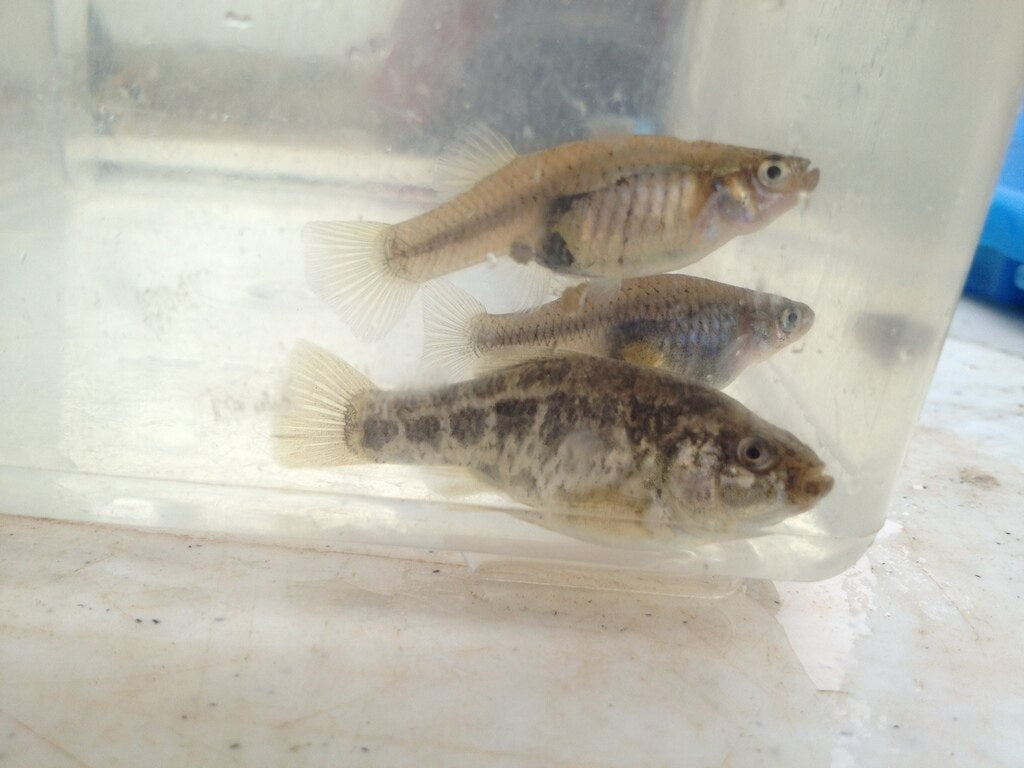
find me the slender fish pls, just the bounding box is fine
[423,275,814,386]
[275,343,832,545]
[303,128,820,339]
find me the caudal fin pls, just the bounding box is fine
[302,221,419,341]
[274,341,376,467]
[422,281,487,380]
[423,281,564,377]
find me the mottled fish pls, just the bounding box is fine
[423,275,814,386]
[303,128,820,339]
[275,343,832,545]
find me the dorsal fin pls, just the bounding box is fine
[435,124,518,198]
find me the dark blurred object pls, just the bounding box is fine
[854,313,936,365]
[964,109,1023,307]
[371,0,674,152]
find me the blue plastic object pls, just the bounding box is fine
[964,110,1024,306]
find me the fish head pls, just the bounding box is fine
[749,294,815,353]
[699,152,819,242]
[662,416,832,537]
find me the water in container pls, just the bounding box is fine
[2,0,1023,583]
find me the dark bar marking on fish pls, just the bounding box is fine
[539,392,580,446]
[539,232,576,270]
[494,398,539,440]
[363,417,399,451]
[512,355,574,390]
[405,415,441,447]
[449,407,488,446]
[548,193,579,220]
[537,192,586,270]
[625,397,685,451]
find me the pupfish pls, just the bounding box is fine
[274,343,832,545]
[423,275,814,386]
[303,128,820,339]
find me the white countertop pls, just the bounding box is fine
[2,298,1022,767]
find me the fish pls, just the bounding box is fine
[303,127,820,339]
[422,275,815,386]
[274,342,833,545]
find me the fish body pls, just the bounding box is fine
[424,275,814,386]
[303,130,819,339]
[275,343,832,545]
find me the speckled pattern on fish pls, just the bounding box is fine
[276,344,832,546]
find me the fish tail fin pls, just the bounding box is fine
[302,220,419,341]
[274,341,376,467]
[422,281,487,379]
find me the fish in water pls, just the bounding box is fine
[274,343,832,545]
[303,128,820,339]
[422,275,814,386]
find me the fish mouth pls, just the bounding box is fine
[801,163,820,192]
[801,303,816,331]
[788,467,834,509]
[790,157,820,192]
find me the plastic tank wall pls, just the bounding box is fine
[1,0,1023,581]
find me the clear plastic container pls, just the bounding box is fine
[2,0,1023,582]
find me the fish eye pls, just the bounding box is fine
[780,305,803,333]
[737,436,778,471]
[757,159,792,188]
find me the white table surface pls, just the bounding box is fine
[2,298,1022,767]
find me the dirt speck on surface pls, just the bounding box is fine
[958,467,1000,489]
